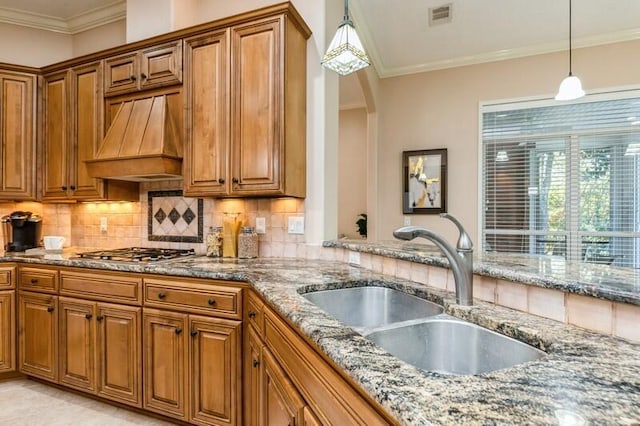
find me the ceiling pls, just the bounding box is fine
[2,0,640,76]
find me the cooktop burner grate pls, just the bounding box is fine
[78,247,195,262]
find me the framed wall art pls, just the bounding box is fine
[403,149,447,214]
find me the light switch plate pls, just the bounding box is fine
[287,216,305,234]
[348,251,360,265]
[403,216,411,226]
[100,217,108,233]
[255,217,266,234]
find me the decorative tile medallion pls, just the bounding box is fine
[148,190,203,243]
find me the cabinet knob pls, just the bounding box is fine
[140,72,147,80]
[61,186,67,191]
[130,75,136,81]
[85,313,92,320]
[158,292,166,299]
[248,311,257,319]
[30,278,38,284]
[252,359,260,368]
[218,178,225,184]
[207,298,216,306]
[190,330,198,337]
[175,327,183,335]
[232,177,239,184]
[47,306,54,313]
[70,185,76,191]
[96,315,104,321]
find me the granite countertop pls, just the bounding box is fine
[324,239,640,306]
[3,250,640,425]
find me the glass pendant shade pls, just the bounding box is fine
[321,1,370,75]
[495,150,509,162]
[555,73,585,101]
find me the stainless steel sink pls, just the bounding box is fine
[366,317,546,375]
[302,286,444,330]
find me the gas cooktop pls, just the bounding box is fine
[78,247,195,263]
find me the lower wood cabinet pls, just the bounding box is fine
[143,308,241,425]
[58,297,142,406]
[0,290,15,373]
[18,291,58,382]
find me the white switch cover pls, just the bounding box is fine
[403,216,411,226]
[255,217,266,234]
[100,217,108,233]
[287,216,305,234]
[348,251,360,265]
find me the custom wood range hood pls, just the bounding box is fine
[85,93,183,182]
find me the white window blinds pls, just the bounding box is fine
[481,93,640,268]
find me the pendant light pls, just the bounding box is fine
[555,0,585,101]
[321,0,370,75]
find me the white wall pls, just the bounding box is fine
[0,23,72,67]
[73,20,126,58]
[338,108,367,238]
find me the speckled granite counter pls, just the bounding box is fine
[325,239,640,306]
[3,251,640,425]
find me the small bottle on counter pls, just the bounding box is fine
[238,226,259,259]
[206,226,223,257]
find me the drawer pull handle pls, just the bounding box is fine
[207,298,216,306]
[248,311,257,319]
[253,359,260,368]
[190,330,198,337]
[130,75,136,81]
[175,327,183,335]
[140,72,147,80]
[96,315,104,321]
[30,278,38,284]
[85,313,93,320]
[158,292,166,299]
[47,306,54,313]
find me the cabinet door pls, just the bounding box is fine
[143,309,188,420]
[183,30,229,196]
[97,303,142,407]
[189,315,241,426]
[244,325,263,426]
[18,292,58,381]
[0,291,15,373]
[230,18,282,195]
[0,71,36,200]
[104,52,138,96]
[302,406,322,426]
[70,61,105,200]
[140,40,183,90]
[42,71,70,199]
[59,297,95,392]
[262,347,305,426]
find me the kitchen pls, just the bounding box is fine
[0,0,639,425]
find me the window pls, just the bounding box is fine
[481,92,640,268]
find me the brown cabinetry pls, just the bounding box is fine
[0,265,16,374]
[42,63,138,201]
[0,69,36,200]
[18,291,58,382]
[105,40,182,97]
[183,11,309,198]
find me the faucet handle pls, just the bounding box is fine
[440,213,473,251]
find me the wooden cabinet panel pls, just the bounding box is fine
[245,290,265,335]
[244,325,263,426]
[18,266,59,294]
[262,346,305,426]
[0,70,36,199]
[143,308,188,420]
[302,406,322,426]
[18,292,58,382]
[190,315,241,426]
[0,291,15,373]
[97,303,142,407]
[141,41,183,90]
[0,265,15,289]
[183,30,229,196]
[59,297,96,392]
[61,270,142,305]
[42,70,70,199]
[104,52,139,96]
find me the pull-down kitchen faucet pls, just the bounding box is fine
[393,213,474,306]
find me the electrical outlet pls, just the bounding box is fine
[255,217,266,234]
[403,216,411,226]
[287,216,305,234]
[348,251,360,266]
[100,217,108,233]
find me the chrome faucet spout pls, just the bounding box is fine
[393,215,474,306]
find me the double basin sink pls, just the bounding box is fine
[302,286,545,375]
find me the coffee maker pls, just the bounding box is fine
[1,211,42,252]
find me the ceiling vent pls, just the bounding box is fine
[429,3,452,26]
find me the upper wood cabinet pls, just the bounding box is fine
[183,10,309,198]
[105,40,183,97]
[42,63,138,202]
[0,69,36,200]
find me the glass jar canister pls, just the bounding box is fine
[206,226,223,257]
[238,227,259,259]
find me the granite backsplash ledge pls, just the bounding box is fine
[324,239,640,306]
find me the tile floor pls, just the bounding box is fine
[0,379,175,425]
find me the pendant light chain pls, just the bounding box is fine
[569,0,573,76]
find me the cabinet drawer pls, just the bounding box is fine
[18,267,58,293]
[245,290,264,334]
[0,265,15,289]
[144,278,242,319]
[60,270,142,305]
[104,52,139,96]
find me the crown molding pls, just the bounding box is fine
[0,1,125,35]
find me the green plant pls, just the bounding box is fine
[356,213,367,238]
